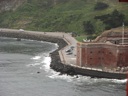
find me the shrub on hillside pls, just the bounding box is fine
[83,21,95,35]
[94,9,125,30]
[94,2,109,10]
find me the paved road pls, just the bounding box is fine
[0,28,77,66]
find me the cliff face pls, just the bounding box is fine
[0,0,26,12]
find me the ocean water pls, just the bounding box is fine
[0,37,126,96]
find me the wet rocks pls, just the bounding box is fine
[50,39,76,76]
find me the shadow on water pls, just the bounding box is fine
[0,37,57,55]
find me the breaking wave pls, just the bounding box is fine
[28,53,127,85]
[26,42,126,85]
[48,72,127,84]
[27,53,127,85]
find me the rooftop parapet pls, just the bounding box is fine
[93,28,128,43]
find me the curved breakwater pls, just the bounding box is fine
[0,29,76,75]
[0,29,127,79]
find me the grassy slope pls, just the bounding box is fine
[0,0,127,36]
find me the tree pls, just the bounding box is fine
[83,21,95,35]
[94,2,109,10]
[94,9,125,30]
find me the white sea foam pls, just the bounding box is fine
[27,49,127,85]
[55,43,59,47]
[41,56,127,84]
[42,56,51,71]
[42,56,51,64]
[41,55,75,83]
[31,56,41,60]
[40,55,75,82]
[27,63,41,67]
[27,55,43,67]
[48,72,127,84]
[48,72,75,82]
[94,78,127,84]
[79,77,127,84]
[111,79,127,84]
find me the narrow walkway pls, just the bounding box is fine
[28,31,77,66]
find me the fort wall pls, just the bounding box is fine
[77,42,128,69]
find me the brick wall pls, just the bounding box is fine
[76,42,128,69]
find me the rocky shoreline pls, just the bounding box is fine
[0,30,76,76]
[50,39,76,76]
[0,30,127,79]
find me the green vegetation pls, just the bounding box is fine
[76,35,87,42]
[94,2,109,10]
[95,9,125,30]
[83,21,95,35]
[0,0,128,41]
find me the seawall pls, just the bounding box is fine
[0,29,76,75]
[0,29,126,79]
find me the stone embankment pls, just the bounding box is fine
[0,29,76,75]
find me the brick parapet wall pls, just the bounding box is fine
[94,28,128,42]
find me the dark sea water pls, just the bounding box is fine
[0,37,126,96]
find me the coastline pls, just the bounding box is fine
[50,39,76,76]
[0,29,127,79]
[0,29,76,76]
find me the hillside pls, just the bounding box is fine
[0,0,128,37]
[0,0,26,12]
